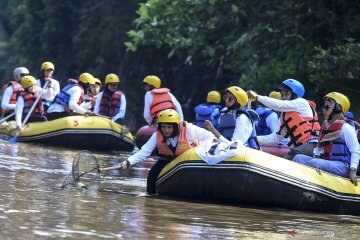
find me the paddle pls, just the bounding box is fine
[0,112,16,123]
[9,81,49,142]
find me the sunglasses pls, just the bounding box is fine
[223,95,234,102]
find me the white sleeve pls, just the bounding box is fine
[343,123,360,169]
[53,79,61,96]
[128,132,157,165]
[231,114,253,144]
[266,111,279,133]
[112,94,126,121]
[217,136,229,144]
[186,123,215,145]
[15,96,24,127]
[143,92,153,124]
[79,97,92,110]
[257,121,283,144]
[170,93,184,120]
[258,96,312,117]
[93,92,102,115]
[41,79,60,102]
[36,79,41,87]
[1,87,16,110]
[67,87,88,114]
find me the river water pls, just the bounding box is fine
[0,139,360,239]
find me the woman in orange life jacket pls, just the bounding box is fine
[118,109,215,194]
[247,79,321,160]
[15,75,47,131]
[81,78,102,111]
[1,67,29,121]
[35,61,60,112]
[93,73,126,124]
[142,75,184,124]
[293,92,359,185]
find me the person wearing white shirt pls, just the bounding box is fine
[1,67,29,120]
[93,73,126,123]
[35,62,60,111]
[293,92,359,186]
[204,86,260,149]
[46,73,94,120]
[15,75,46,131]
[116,109,215,194]
[248,79,320,160]
[142,75,183,124]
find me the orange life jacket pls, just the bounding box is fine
[19,90,44,117]
[150,88,176,118]
[2,81,24,114]
[278,102,320,147]
[156,121,197,158]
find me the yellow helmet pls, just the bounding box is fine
[157,109,180,124]
[207,91,221,103]
[20,75,37,89]
[41,61,55,71]
[79,73,95,84]
[269,91,282,100]
[226,86,248,107]
[105,73,120,84]
[143,75,161,88]
[324,92,350,113]
[94,78,102,86]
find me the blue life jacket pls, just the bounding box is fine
[319,119,351,163]
[211,107,226,129]
[218,108,260,149]
[255,106,277,136]
[52,83,80,109]
[194,103,221,128]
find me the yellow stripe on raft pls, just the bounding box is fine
[2,116,134,141]
[159,147,360,195]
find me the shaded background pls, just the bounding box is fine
[0,0,359,128]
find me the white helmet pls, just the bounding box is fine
[13,67,30,81]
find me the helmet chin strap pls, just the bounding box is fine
[328,103,343,123]
[290,92,297,100]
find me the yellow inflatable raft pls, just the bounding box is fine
[0,115,135,151]
[156,147,360,215]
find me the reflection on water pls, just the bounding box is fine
[0,139,360,239]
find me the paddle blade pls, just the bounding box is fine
[8,132,19,143]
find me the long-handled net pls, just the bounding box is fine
[61,151,124,190]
